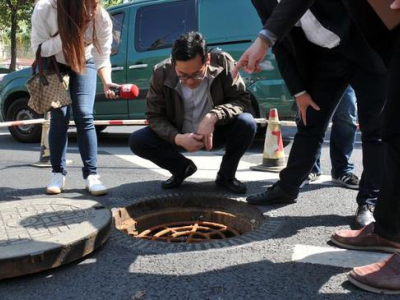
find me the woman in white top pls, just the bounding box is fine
[31,0,119,196]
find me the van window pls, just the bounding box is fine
[198,0,260,43]
[111,13,125,55]
[135,0,196,52]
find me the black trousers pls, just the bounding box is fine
[129,113,257,180]
[278,45,387,207]
[373,28,400,243]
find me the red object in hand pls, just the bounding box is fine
[110,84,140,99]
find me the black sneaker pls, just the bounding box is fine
[300,172,321,188]
[332,173,359,190]
[355,204,375,227]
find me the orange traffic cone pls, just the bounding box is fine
[251,108,286,173]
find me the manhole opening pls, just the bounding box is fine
[114,194,265,243]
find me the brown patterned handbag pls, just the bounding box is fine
[27,44,72,114]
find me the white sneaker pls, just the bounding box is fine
[46,173,66,195]
[85,174,107,196]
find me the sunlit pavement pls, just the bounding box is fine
[1,126,393,300]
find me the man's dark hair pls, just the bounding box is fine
[171,32,208,64]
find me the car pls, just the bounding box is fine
[0,66,10,74]
[0,0,295,143]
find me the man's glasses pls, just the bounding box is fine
[176,63,207,81]
[177,73,207,81]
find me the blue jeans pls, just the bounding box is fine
[49,61,98,179]
[311,86,357,177]
[129,113,257,180]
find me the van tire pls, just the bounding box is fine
[6,97,42,143]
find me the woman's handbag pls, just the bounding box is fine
[27,44,72,114]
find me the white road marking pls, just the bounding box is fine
[101,146,336,185]
[292,244,391,268]
[102,146,278,181]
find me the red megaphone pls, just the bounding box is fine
[110,84,140,99]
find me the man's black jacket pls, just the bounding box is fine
[253,0,392,94]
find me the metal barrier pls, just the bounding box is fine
[0,118,297,128]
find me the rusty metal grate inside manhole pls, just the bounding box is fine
[114,194,265,243]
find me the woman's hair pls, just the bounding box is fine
[171,32,208,64]
[56,0,101,73]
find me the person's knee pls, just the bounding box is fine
[236,113,257,135]
[50,115,69,130]
[129,128,156,157]
[74,115,95,130]
[129,131,144,155]
[332,109,357,127]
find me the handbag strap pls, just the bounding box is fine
[50,56,64,83]
[31,44,43,76]
[31,44,64,83]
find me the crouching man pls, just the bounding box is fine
[129,32,256,194]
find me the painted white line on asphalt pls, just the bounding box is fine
[101,147,338,185]
[292,244,391,268]
[0,132,9,136]
[101,147,279,181]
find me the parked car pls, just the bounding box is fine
[0,66,10,74]
[0,0,295,143]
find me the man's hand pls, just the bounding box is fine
[391,0,400,9]
[197,113,218,151]
[175,133,204,152]
[296,93,320,126]
[233,37,270,78]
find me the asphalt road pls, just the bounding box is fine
[0,125,394,300]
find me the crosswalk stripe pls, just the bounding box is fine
[292,244,391,268]
[101,147,278,181]
[101,146,336,185]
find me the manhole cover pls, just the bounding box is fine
[114,194,264,243]
[0,198,112,280]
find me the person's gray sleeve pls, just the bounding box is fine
[258,29,278,46]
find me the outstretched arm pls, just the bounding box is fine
[233,0,316,77]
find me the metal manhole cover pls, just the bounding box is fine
[0,198,112,280]
[114,194,265,243]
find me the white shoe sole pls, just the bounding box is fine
[330,236,400,253]
[46,186,64,195]
[332,178,359,190]
[347,273,400,295]
[46,182,65,195]
[86,186,107,196]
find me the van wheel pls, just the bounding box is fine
[6,97,42,143]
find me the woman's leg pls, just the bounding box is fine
[68,61,98,179]
[49,105,71,175]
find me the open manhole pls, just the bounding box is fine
[114,194,265,243]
